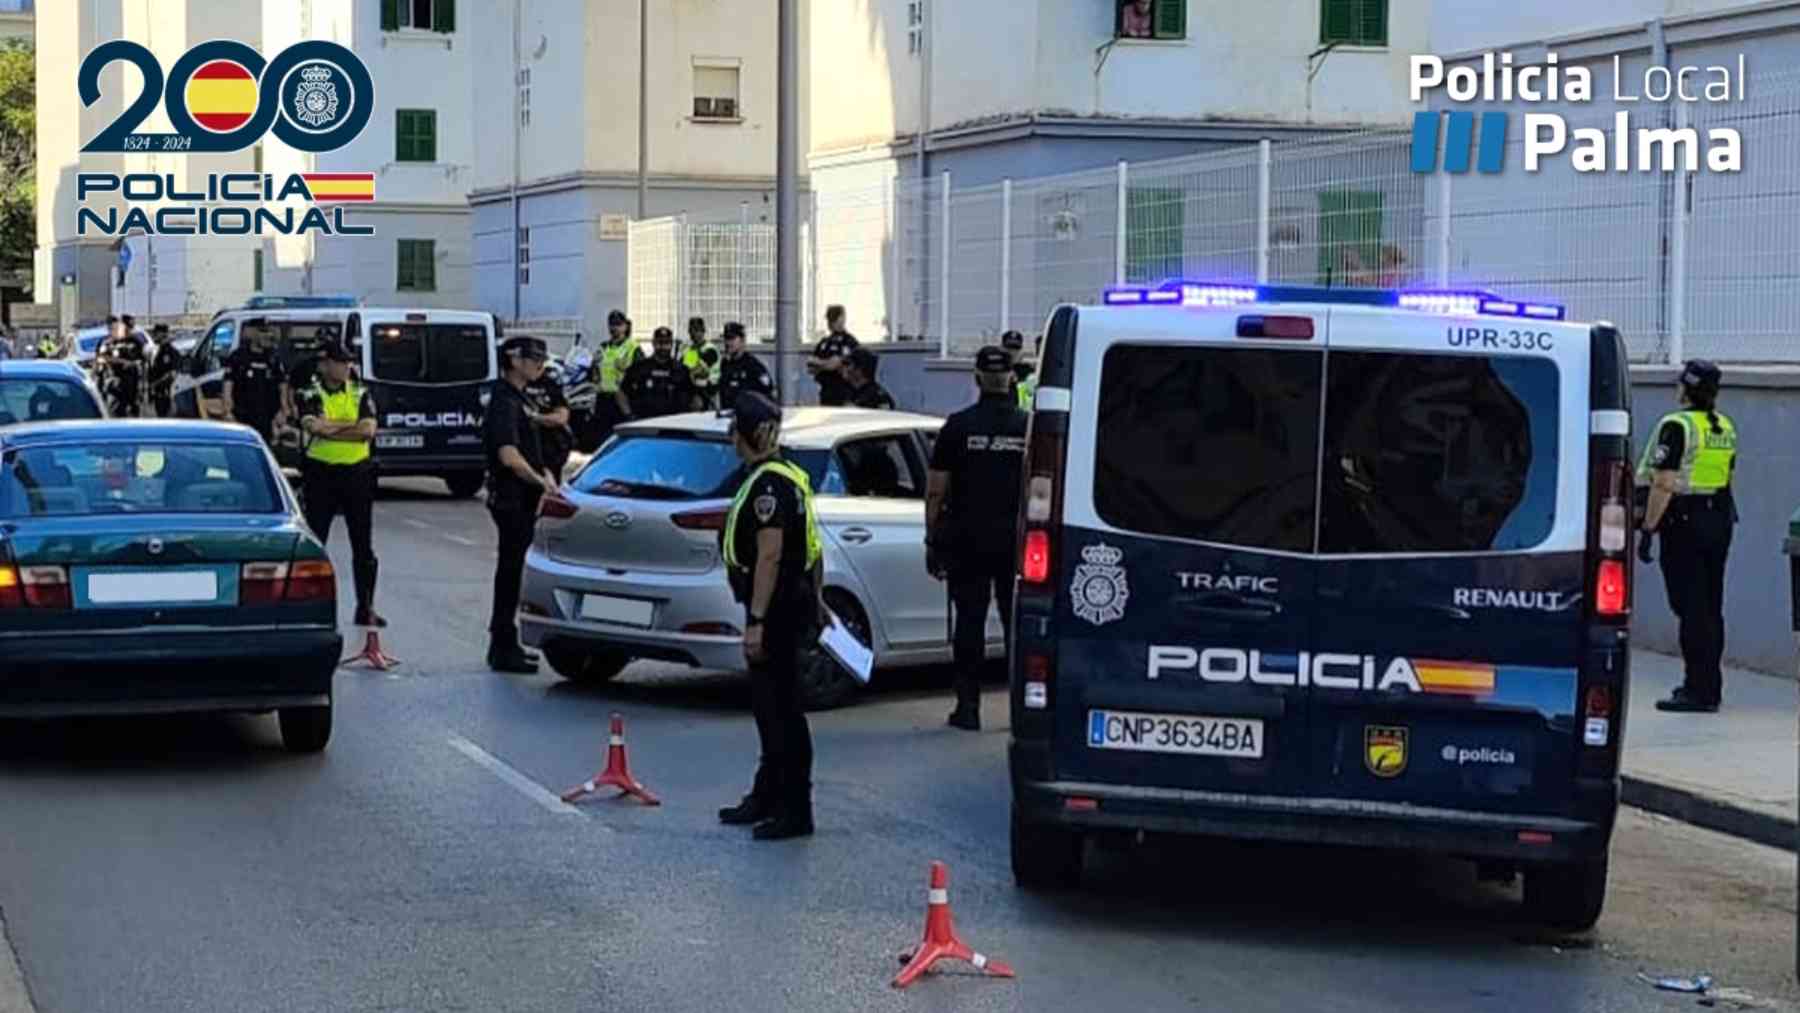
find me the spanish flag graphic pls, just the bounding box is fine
[1413,659,1497,697]
[300,173,377,202]
[186,60,258,133]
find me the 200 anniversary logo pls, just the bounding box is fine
[76,39,377,238]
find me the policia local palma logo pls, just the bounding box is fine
[76,39,376,238]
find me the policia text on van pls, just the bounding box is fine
[1007,282,1633,932]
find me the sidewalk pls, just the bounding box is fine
[1621,649,1797,851]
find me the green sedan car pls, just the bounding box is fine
[0,420,342,752]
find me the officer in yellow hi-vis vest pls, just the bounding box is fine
[683,316,722,409]
[716,391,823,841]
[1637,359,1737,713]
[297,339,384,628]
[595,309,642,447]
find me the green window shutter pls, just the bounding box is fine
[1322,0,1386,44]
[396,110,411,161]
[381,0,399,31]
[1359,0,1387,45]
[1153,0,1186,40]
[433,0,455,33]
[1126,186,1185,284]
[396,240,412,289]
[1316,189,1384,286]
[418,241,436,291]
[1320,0,1351,43]
[421,111,437,162]
[396,110,436,162]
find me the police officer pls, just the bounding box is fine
[594,310,642,449]
[223,317,287,443]
[1639,359,1738,713]
[97,315,147,417]
[297,339,385,628]
[147,324,183,418]
[716,391,822,840]
[620,326,700,420]
[926,346,1028,730]
[682,316,722,409]
[1002,330,1038,410]
[716,321,776,413]
[806,304,859,406]
[843,347,895,410]
[483,335,559,674]
[523,342,574,481]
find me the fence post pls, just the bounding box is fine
[1256,140,1271,284]
[676,213,691,332]
[999,178,1013,334]
[1667,99,1691,366]
[1436,173,1452,288]
[887,176,900,340]
[1114,160,1128,285]
[939,170,951,360]
[739,201,750,325]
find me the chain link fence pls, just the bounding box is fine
[627,214,795,344]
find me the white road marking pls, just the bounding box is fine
[444,534,477,547]
[447,735,583,817]
[400,517,433,530]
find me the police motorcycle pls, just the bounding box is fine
[96,343,147,417]
[557,334,601,452]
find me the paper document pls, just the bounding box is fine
[818,610,874,684]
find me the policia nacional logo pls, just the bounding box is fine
[1364,725,1408,778]
[1071,542,1129,627]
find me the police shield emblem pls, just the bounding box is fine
[287,62,346,131]
[1364,725,1408,778]
[753,493,776,523]
[1070,542,1128,627]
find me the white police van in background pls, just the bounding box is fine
[1009,281,1634,931]
[177,299,497,497]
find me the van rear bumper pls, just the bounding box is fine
[1012,744,1616,864]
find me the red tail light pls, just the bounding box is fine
[241,562,290,605]
[539,491,579,520]
[241,560,336,604]
[0,566,20,609]
[672,508,727,531]
[1595,559,1627,616]
[18,566,71,609]
[1021,530,1050,584]
[285,559,337,602]
[1584,685,1614,720]
[1023,653,1052,710]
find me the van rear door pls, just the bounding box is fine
[1054,306,1323,798]
[1311,307,1590,816]
[364,318,493,469]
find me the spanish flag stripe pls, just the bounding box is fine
[193,60,252,81]
[1414,660,1496,693]
[186,79,258,108]
[305,180,374,193]
[193,112,251,131]
[302,173,376,182]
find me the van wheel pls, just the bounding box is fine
[278,702,332,754]
[1011,806,1082,891]
[798,590,868,711]
[444,473,486,498]
[1523,855,1608,931]
[544,646,630,685]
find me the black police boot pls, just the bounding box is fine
[947,691,981,731]
[753,798,814,841]
[719,768,776,825]
[1655,687,1720,713]
[488,640,538,674]
[354,606,388,628]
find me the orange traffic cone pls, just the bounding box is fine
[561,713,660,806]
[892,861,1014,989]
[340,630,400,671]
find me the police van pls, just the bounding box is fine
[177,303,496,496]
[1009,281,1633,931]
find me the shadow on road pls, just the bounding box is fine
[0,713,292,773]
[544,659,1005,714]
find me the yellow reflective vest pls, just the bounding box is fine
[723,459,822,572]
[682,345,717,387]
[1636,409,1737,493]
[304,381,372,466]
[599,340,639,393]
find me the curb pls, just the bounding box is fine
[1621,773,1797,853]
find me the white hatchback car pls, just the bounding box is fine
[519,407,1005,707]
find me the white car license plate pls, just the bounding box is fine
[1088,709,1264,759]
[376,434,425,449]
[579,594,654,628]
[87,570,218,605]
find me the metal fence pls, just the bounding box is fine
[627,214,792,344]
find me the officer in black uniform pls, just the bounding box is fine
[806,304,858,406]
[482,335,558,674]
[620,326,700,420]
[523,344,574,481]
[716,321,776,413]
[223,317,287,443]
[97,315,147,417]
[716,391,821,840]
[296,339,385,628]
[147,324,183,418]
[844,348,895,410]
[926,346,1029,730]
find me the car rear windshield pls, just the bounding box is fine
[572,434,829,501]
[0,379,101,426]
[0,442,282,518]
[369,324,492,384]
[1092,345,1558,555]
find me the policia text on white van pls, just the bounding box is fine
[1147,648,1431,693]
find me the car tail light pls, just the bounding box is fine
[241,561,290,604]
[539,491,579,520]
[672,508,727,531]
[1595,559,1626,616]
[285,559,336,602]
[19,566,71,609]
[0,565,21,609]
[1023,653,1051,710]
[1021,531,1050,584]
[681,621,740,636]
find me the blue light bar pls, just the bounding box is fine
[1099,281,1566,321]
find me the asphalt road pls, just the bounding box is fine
[0,479,1794,1013]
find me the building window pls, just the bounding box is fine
[693,65,740,120]
[517,227,530,287]
[1116,0,1184,40]
[253,249,264,292]
[381,0,454,33]
[1320,0,1387,46]
[396,109,437,162]
[397,239,437,292]
[518,66,531,128]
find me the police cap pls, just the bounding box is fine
[848,347,879,376]
[607,309,628,326]
[653,326,674,342]
[321,338,356,363]
[722,321,747,340]
[974,345,1011,374]
[731,390,782,432]
[1680,359,1722,391]
[500,335,549,362]
[1000,329,1024,351]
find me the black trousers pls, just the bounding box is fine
[747,597,814,811]
[151,389,173,418]
[1658,495,1734,703]
[488,500,539,648]
[302,459,379,614]
[949,543,1014,710]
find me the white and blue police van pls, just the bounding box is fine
[1009,280,1634,931]
[176,302,497,496]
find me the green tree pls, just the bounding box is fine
[0,38,33,282]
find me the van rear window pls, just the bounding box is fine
[370,325,492,384]
[1319,352,1558,553]
[1094,345,1322,553]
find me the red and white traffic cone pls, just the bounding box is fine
[561,713,660,806]
[340,630,400,671]
[891,861,1014,989]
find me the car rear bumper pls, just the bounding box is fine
[0,627,341,717]
[519,548,747,671]
[1010,742,1616,864]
